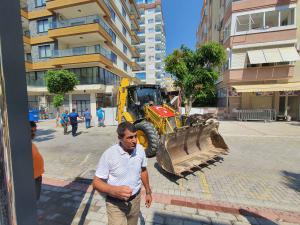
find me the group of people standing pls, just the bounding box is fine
[59,107,105,136]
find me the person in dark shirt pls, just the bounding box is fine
[68,109,82,136]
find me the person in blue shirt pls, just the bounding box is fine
[83,108,92,129]
[68,109,82,136]
[60,110,69,135]
[97,107,105,127]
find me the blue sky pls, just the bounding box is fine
[163,0,203,55]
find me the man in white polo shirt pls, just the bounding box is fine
[93,122,152,225]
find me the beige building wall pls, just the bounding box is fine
[292,1,300,82]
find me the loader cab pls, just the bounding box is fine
[127,85,163,119]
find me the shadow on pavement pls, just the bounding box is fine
[37,178,93,225]
[239,209,278,225]
[281,171,300,192]
[35,129,56,142]
[154,157,224,184]
[145,212,225,225]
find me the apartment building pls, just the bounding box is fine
[197,0,300,120]
[20,0,141,119]
[134,0,166,85]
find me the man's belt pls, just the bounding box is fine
[106,189,141,202]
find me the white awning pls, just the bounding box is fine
[247,47,300,64]
[279,47,300,62]
[263,48,283,63]
[247,50,266,64]
[232,83,300,93]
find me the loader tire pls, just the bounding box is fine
[135,121,160,157]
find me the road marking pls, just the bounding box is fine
[199,172,211,198]
[79,154,90,166]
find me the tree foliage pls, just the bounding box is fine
[53,94,64,108]
[165,42,226,113]
[46,70,78,94]
[45,70,79,108]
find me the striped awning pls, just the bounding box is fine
[232,82,300,93]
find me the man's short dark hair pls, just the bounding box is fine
[72,108,76,112]
[30,121,37,128]
[117,122,137,139]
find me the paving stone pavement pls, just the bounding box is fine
[35,120,300,222]
[37,181,300,225]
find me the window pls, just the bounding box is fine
[148,28,155,33]
[148,37,155,42]
[37,19,49,33]
[148,19,154,24]
[111,31,116,43]
[223,22,231,40]
[250,12,264,30]
[236,8,295,33]
[109,6,116,22]
[148,46,154,50]
[136,72,146,80]
[38,45,51,58]
[122,6,127,18]
[123,44,128,54]
[148,56,154,61]
[280,8,294,26]
[35,0,46,7]
[111,52,117,64]
[123,62,128,71]
[146,9,155,14]
[122,26,127,36]
[236,14,249,32]
[265,11,279,28]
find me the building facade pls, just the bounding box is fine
[197,0,300,120]
[20,0,141,120]
[134,0,166,85]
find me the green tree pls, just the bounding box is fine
[45,70,79,109]
[165,42,226,114]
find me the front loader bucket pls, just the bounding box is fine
[156,119,229,176]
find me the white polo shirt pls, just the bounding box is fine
[95,143,147,195]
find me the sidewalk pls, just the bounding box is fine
[37,177,300,225]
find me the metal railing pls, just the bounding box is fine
[236,109,276,122]
[23,30,30,37]
[50,15,112,37]
[52,45,111,60]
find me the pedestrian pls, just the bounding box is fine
[30,121,44,200]
[68,108,81,137]
[83,108,92,129]
[93,122,152,225]
[60,110,69,134]
[97,107,105,127]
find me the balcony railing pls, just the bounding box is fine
[23,30,30,37]
[50,15,112,37]
[52,45,111,60]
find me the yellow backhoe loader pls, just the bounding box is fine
[116,78,229,176]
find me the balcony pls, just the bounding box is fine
[223,65,294,83]
[23,30,31,45]
[46,0,110,18]
[48,15,112,43]
[51,45,112,68]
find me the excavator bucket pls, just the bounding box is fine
[156,118,229,176]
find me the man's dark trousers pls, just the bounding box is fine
[71,122,78,136]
